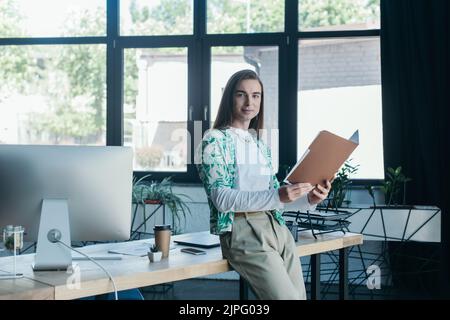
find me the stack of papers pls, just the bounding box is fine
[298,210,352,220]
[108,241,176,257]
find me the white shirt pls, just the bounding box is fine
[210,127,316,213]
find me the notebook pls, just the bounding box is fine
[285,130,359,186]
[173,232,220,249]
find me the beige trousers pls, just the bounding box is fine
[220,211,307,300]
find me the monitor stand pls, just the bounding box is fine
[32,199,72,271]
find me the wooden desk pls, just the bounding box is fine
[0,277,53,300]
[0,230,362,300]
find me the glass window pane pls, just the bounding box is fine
[211,46,279,172]
[207,0,284,34]
[297,38,383,179]
[120,0,193,36]
[299,0,380,31]
[0,0,106,37]
[0,45,106,145]
[124,48,188,172]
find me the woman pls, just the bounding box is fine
[197,70,331,300]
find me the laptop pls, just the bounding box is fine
[173,232,220,249]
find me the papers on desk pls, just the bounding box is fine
[294,210,353,221]
[107,241,176,257]
[307,211,347,218]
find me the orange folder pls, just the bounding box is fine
[284,130,359,187]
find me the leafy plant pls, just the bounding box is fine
[326,160,359,209]
[381,166,412,206]
[364,184,377,208]
[132,174,192,234]
[4,235,15,251]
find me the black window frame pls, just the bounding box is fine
[0,0,382,185]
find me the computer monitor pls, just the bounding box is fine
[0,145,133,271]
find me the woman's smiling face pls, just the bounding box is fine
[231,79,262,129]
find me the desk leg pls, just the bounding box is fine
[339,247,349,300]
[239,276,249,300]
[163,204,166,225]
[310,254,321,300]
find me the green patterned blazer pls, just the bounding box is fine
[196,128,285,235]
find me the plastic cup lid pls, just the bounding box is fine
[154,224,171,231]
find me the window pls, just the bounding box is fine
[299,0,380,31]
[0,0,107,147]
[295,0,382,181]
[0,0,106,37]
[120,0,193,36]
[207,0,285,34]
[0,0,382,182]
[124,48,188,172]
[297,38,383,179]
[0,44,106,145]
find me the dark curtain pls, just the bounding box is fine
[381,0,450,297]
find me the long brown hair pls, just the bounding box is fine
[213,69,264,136]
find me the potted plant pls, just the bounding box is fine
[364,166,412,208]
[147,244,162,262]
[380,166,412,207]
[132,174,192,234]
[362,166,441,295]
[340,165,440,243]
[321,160,359,210]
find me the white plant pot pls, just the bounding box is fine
[148,251,162,262]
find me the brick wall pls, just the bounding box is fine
[299,38,381,90]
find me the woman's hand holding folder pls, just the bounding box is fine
[278,179,332,205]
[278,183,314,203]
[306,180,332,205]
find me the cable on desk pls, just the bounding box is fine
[56,240,118,300]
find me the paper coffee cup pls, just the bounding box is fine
[154,224,171,258]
